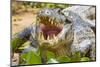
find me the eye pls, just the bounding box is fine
[45,10,51,15]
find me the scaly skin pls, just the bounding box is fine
[62,6,96,27]
[62,7,96,60]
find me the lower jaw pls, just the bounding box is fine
[37,18,73,57]
[38,28,72,57]
[39,37,72,57]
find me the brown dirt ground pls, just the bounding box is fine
[12,8,40,35]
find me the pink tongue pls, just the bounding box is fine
[47,31,58,36]
[40,23,61,38]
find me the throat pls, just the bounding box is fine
[40,23,62,39]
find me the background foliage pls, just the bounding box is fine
[12,1,70,14]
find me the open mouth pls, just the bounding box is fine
[37,16,63,42]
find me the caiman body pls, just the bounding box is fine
[12,6,96,63]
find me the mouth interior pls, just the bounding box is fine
[39,17,63,40]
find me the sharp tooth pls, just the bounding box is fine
[49,19,51,22]
[52,35,55,39]
[49,18,51,21]
[54,35,56,39]
[47,36,50,40]
[39,32,43,40]
[51,21,53,25]
[41,33,45,40]
[53,35,58,43]
[54,22,55,25]
[38,33,41,40]
[55,36,58,42]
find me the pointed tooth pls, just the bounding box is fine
[56,38,58,43]
[41,33,45,40]
[55,36,58,42]
[49,18,51,22]
[54,35,56,39]
[47,36,50,40]
[57,24,59,27]
[52,34,55,39]
[49,19,51,22]
[38,32,42,40]
[52,35,58,43]
[51,21,53,25]
[38,33,41,40]
[54,22,55,25]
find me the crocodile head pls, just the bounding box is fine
[37,8,73,47]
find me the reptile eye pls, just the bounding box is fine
[46,11,49,13]
[45,10,51,15]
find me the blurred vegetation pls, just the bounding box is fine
[12,39,92,65]
[12,1,70,14]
